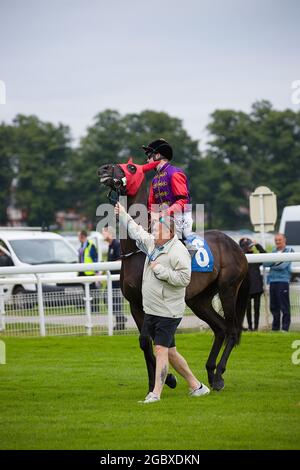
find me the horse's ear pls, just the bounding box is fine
[127,157,133,163]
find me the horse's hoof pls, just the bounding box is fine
[165,373,177,389]
[212,377,225,391]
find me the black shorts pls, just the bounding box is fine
[141,314,182,348]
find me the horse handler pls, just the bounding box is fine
[115,202,210,404]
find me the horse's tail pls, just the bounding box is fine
[235,272,250,344]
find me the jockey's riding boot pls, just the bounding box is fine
[180,233,197,257]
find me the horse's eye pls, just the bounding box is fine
[127,164,137,174]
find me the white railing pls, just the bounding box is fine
[245,252,300,264]
[0,262,121,337]
[0,253,300,337]
[0,261,121,275]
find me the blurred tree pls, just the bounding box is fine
[2,102,299,230]
[205,101,300,228]
[13,115,73,226]
[122,110,199,166]
[71,110,126,221]
[205,108,254,228]
[248,101,300,215]
[0,123,14,224]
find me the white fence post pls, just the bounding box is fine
[36,275,46,336]
[84,283,93,336]
[107,271,113,336]
[0,285,5,332]
[261,266,270,328]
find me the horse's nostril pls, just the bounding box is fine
[101,165,111,174]
[98,164,110,175]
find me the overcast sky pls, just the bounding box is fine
[0,0,299,148]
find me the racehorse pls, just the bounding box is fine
[98,159,249,392]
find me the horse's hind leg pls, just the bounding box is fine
[206,323,226,387]
[186,294,226,388]
[213,335,236,391]
[213,285,240,391]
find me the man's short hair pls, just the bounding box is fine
[275,233,286,240]
[79,230,88,238]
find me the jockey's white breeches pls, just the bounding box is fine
[174,212,193,239]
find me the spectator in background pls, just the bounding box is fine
[78,230,98,313]
[102,226,127,331]
[264,233,294,332]
[239,238,266,331]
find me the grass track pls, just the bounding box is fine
[0,332,299,450]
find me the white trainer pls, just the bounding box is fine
[139,392,160,404]
[190,383,210,397]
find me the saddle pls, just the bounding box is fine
[184,233,214,272]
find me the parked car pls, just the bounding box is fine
[279,205,300,251]
[0,227,82,304]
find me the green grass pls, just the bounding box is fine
[0,332,300,450]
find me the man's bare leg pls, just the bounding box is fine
[168,347,200,390]
[152,345,169,398]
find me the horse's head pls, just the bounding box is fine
[98,162,128,196]
[98,158,159,197]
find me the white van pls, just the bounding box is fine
[279,205,300,279]
[279,205,300,251]
[0,227,80,302]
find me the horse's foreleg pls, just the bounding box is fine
[130,303,156,393]
[138,333,156,393]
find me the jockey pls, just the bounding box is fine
[142,138,193,239]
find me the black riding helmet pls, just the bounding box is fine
[142,138,173,161]
[239,238,254,252]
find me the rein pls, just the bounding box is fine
[107,188,120,206]
[106,163,127,205]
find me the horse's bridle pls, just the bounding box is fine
[98,163,143,259]
[102,164,127,205]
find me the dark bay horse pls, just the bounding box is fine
[98,160,249,391]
